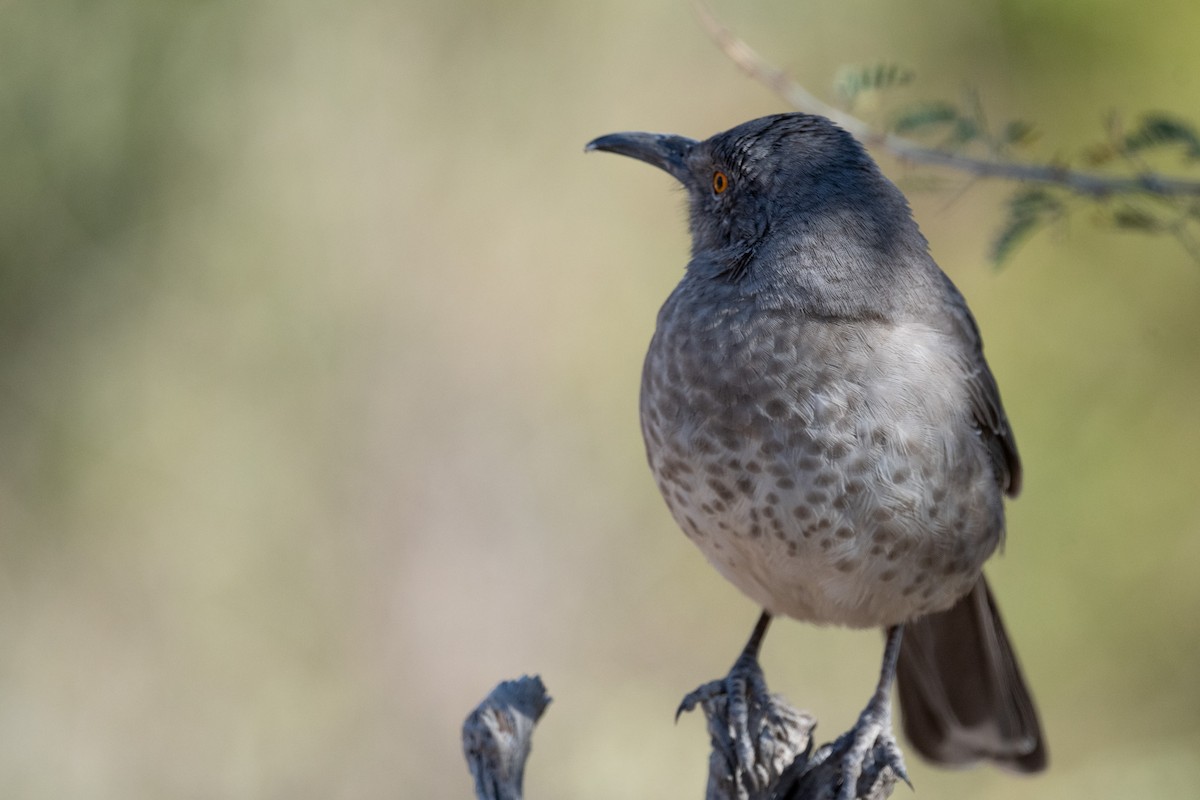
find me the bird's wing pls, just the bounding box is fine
[939,275,1022,497]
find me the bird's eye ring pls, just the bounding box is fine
[712,171,729,194]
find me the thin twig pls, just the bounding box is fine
[695,3,1200,199]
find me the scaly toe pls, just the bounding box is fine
[829,717,909,800]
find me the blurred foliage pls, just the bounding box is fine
[1,1,1199,799]
[836,65,1200,263]
[833,63,915,108]
[991,187,1065,263]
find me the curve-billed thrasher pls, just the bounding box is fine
[586,113,1046,793]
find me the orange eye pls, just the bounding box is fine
[712,171,729,194]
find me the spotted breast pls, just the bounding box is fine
[640,282,1003,629]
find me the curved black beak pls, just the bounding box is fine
[585,131,697,184]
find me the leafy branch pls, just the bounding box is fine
[695,3,1200,263]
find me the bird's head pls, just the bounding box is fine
[587,113,918,282]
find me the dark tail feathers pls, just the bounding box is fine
[896,575,1047,772]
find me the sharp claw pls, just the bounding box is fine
[882,739,912,788]
[675,680,723,722]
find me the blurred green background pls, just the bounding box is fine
[2,0,1199,797]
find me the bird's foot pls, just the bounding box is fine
[677,647,814,798]
[677,648,773,787]
[676,644,771,733]
[813,699,910,800]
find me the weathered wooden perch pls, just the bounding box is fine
[462,676,552,800]
[461,666,900,800]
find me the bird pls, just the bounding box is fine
[586,112,1046,796]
